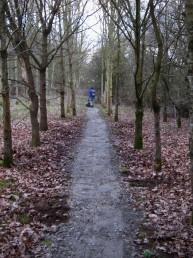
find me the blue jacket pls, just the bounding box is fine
[88,88,96,100]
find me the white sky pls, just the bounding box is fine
[84,0,102,55]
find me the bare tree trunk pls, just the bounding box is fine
[4,0,40,147]
[153,100,162,171]
[176,108,181,128]
[22,56,40,147]
[67,88,71,114]
[134,99,143,149]
[114,74,119,121]
[1,52,12,166]
[69,59,76,116]
[60,90,65,118]
[39,33,48,131]
[106,7,114,116]
[134,0,144,150]
[68,53,76,116]
[100,13,107,107]
[0,0,12,167]
[101,59,105,105]
[185,0,193,224]
[163,104,167,122]
[162,4,169,123]
[71,87,76,117]
[15,57,19,97]
[59,12,66,119]
[101,36,105,105]
[99,0,151,149]
[103,52,108,108]
[114,3,120,122]
[150,0,164,172]
[65,0,76,117]
[106,52,113,116]
[60,55,66,118]
[33,0,63,129]
[163,84,168,122]
[39,68,48,130]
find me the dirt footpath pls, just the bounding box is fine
[41,108,142,258]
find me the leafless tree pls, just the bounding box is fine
[0,0,12,166]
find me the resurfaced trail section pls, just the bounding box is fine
[43,108,141,258]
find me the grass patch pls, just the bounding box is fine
[143,249,154,258]
[0,179,12,190]
[119,165,129,174]
[18,213,31,225]
[42,239,52,247]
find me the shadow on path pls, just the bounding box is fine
[42,108,142,258]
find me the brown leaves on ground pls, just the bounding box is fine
[0,117,84,258]
[111,116,193,257]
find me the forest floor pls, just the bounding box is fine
[37,107,142,258]
[0,116,84,257]
[1,104,192,258]
[110,109,193,257]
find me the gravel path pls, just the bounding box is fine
[42,108,142,258]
